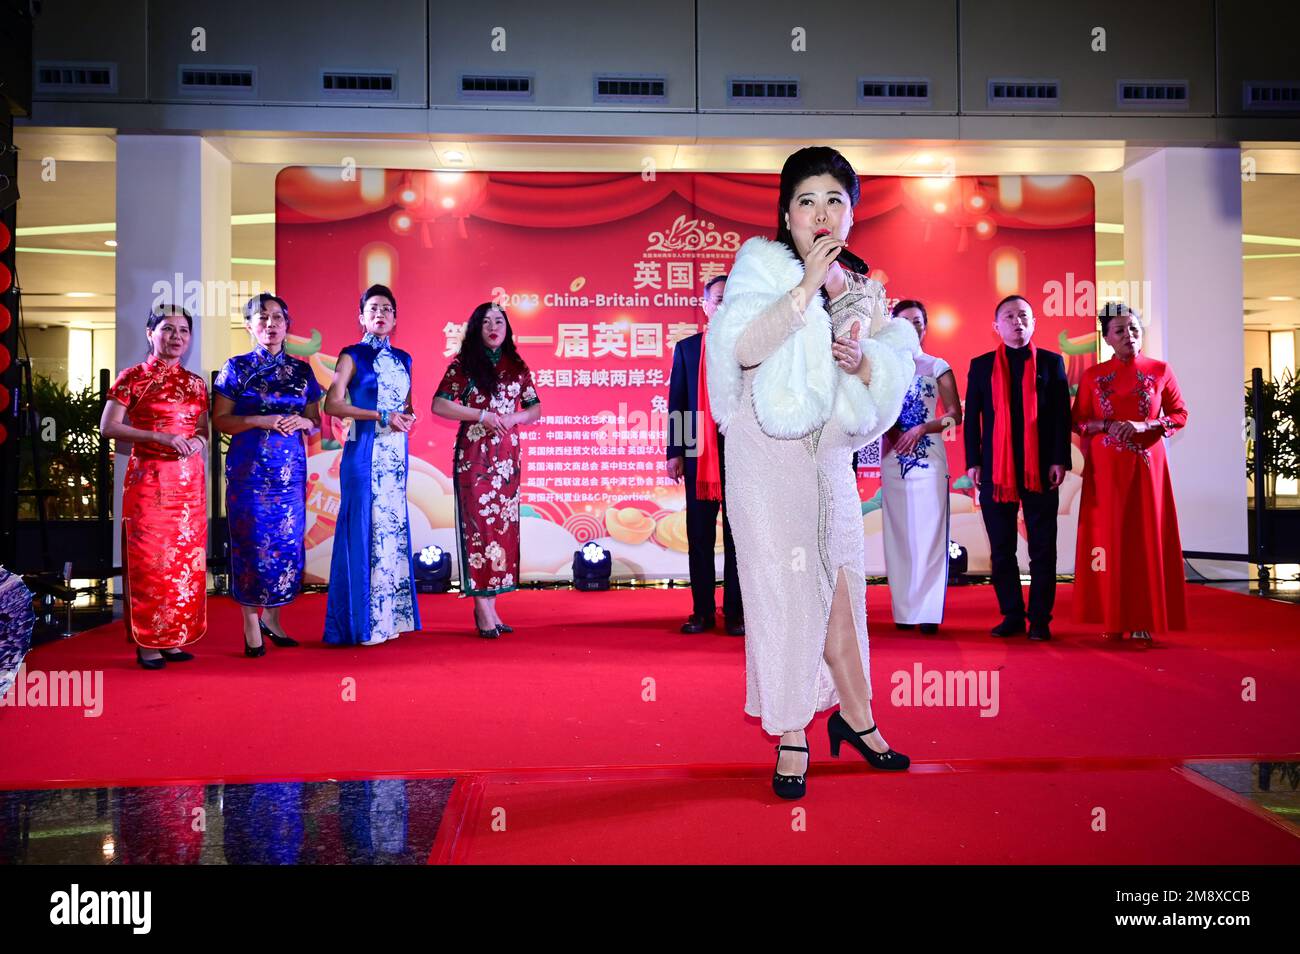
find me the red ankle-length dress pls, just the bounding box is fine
[109,356,209,648]
[1072,353,1188,632]
[436,351,540,596]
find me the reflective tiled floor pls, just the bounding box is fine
[0,778,455,864]
[1185,761,1300,835]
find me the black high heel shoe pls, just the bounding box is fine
[135,648,166,670]
[259,619,298,648]
[827,711,910,771]
[243,632,266,658]
[495,623,513,635]
[473,611,498,639]
[159,648,195,662]
[772,742,809,800]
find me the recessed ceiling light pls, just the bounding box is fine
[104,239,117,247]
[1265,295,1295,302]
[65,292,95,298]
[444,150,465,162]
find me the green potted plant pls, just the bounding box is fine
[1246,368,1299,507]
[1245,368,1300,562]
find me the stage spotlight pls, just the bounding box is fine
[572,542,612,591]
[947,540,969,584]
[415,544,452,594]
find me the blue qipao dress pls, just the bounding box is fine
[880,351,953,625]
[324,333,421,645]
[214,346,323,607]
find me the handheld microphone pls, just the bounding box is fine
[813,229,869,275]
[835,246,870,275]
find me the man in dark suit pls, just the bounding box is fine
[666,275,743,635]
[964,294,1072,641]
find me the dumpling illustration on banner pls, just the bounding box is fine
[392,171,489,243]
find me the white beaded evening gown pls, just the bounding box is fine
[714,257,916,736]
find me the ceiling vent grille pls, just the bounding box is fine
[728,78,799,104]
[35,61,117,94]
[595,76,667,102]
[179,66,256,94]
[322,71,396,98]
[1243,81,1300,111]
[1117,81,1189,108]
[987,79,1059,107]
[859,77,930,107]
[459,74,533,100]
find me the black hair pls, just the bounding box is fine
[994,294,1031,317]
[146,304,193,333]
[359,284,397,316]
[145,305,193,357]
[704,273,728,294]
[775,146,860,263]
[458,301,523,396]
[244,292,291,325]
[1098,301,1141,337]
[892,299,928,324]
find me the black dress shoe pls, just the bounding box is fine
[495,623,513,634]
[473,609,499,639]
[159,648,195,662]
[135,648,165,670]
[259,619,298,648]
[990,616,1027,637]
[243,634,266,658]
[827,711,910,770]
[1028,622,1052,641]
[725,618,745,636]
[679,614,716,634]
[772,742,809,800]
[918,623,939,635]
[894,622,916,630]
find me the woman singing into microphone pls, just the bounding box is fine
[707,146,919,799]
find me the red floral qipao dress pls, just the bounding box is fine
[1072,354,1188,632]
[108,356,209,648]
[436,351,539,596]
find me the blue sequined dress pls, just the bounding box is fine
[214,346,323,607]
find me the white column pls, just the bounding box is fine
[112,135,231,572]
[1122,147,1246,578]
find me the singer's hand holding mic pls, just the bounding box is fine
[796,232,847,303]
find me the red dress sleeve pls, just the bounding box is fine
[1071,366,1096,435]
[1155,366,1188,436]
[436,359,470,404]
[520,364,540,409]
[107,365,140,408]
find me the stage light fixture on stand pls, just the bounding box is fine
[415,544,452,594]
[572,542,612,591]
[947,540,969,584]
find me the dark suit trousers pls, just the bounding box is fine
[685,434,743,621]
[979,487,1058,625]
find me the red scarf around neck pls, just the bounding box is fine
[695,333,722,501]
[991,342,1042,502]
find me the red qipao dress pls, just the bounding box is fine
[108,356,209,648]
[1072,353,1189,632]
[435,350,540,596]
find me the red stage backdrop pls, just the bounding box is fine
[275,169,1097,583]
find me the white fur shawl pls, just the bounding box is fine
[705,236,919,446]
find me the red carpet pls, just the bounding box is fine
[3,584,1298,863]
[450,767,1300,865]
